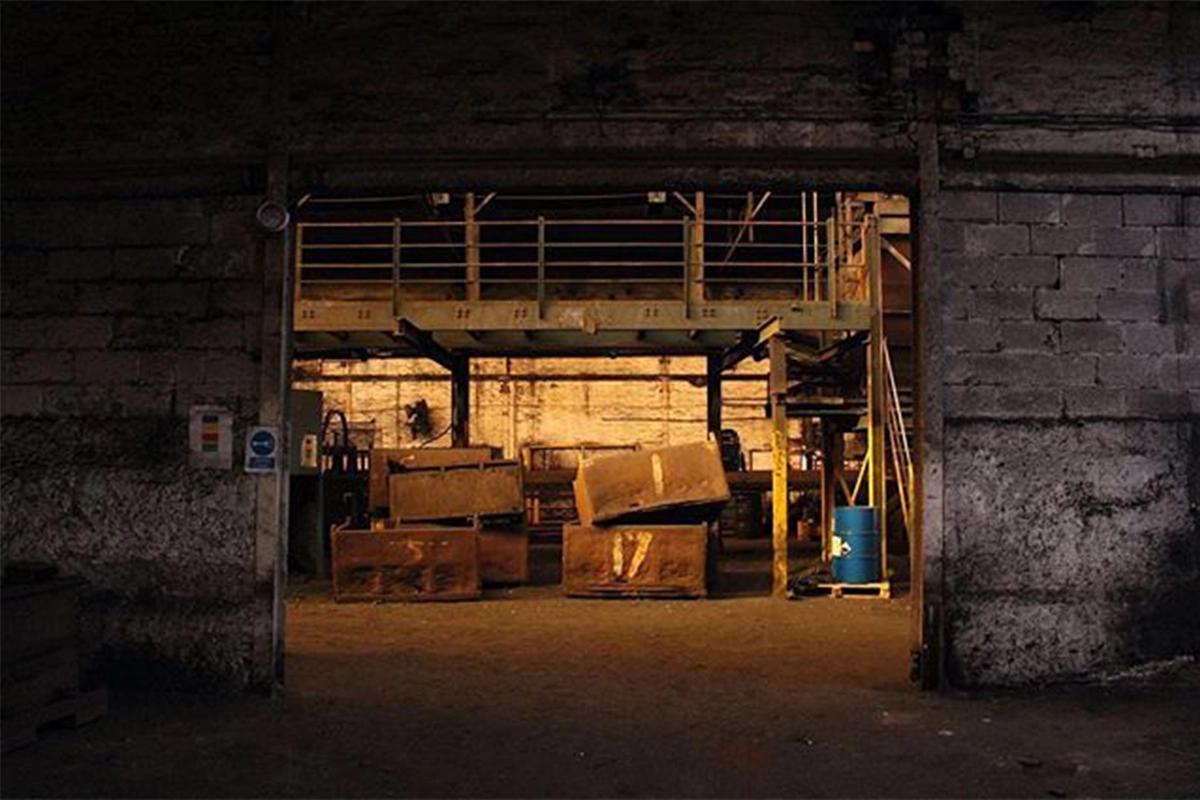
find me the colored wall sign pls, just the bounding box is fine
[189,406,233,469]
[245,426,280,474]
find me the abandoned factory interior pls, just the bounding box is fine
[1,2,1197,798]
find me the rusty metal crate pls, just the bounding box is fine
[331,525,480,602]
[562,524,708,599]
[388,460,523,522]
[573,441,730,525]
[369,447,498,513]
[479,523,530,586]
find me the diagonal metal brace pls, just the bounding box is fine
[393,318,459,371]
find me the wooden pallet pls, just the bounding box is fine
[817,581,891,599]
[1,686,108,753]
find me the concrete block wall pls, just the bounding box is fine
[939,190,1200,685]
[0,195,276,690]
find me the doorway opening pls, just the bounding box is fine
[283,188,918,690]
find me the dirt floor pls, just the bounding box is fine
[4,548,1200,798]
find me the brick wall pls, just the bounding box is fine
[939,190,1200,685]
[0,195,277,690]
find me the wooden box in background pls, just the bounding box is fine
[388,461,523,522]
[368,447,498,513]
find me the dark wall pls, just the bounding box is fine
[1,2,1197,689]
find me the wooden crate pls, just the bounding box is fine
[573,441,730,526]
[562,524,708,599]
[479,524,530,586]
[332,525,481,602]
[1,647,80,718]
[1,686,107,754]
[388,460,523,522]
[1,577,85,666]
[369,447,498,513]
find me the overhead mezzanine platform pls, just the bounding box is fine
[292,191,883,357]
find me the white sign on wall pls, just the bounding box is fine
[188,406,233,470]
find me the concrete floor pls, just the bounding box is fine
[4,577,1199,799]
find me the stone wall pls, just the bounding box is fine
[940,190,1200,685]
[0,195,279,690]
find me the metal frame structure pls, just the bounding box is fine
[292,191,891,599]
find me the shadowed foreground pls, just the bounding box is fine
[4,585,1198,798]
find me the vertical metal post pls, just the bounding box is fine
[391,217,402,319]
[682,219,691,318]
[536,216,546,319]
[706,353,723,440]
[255,148,291,691]
[800,191,809,265]
[465,192,480,302]
[293,223,305,311]
[689,191,706,314]
[866,216,888,590]
[451,357,470,447]
[826,216,838,316]
[768,335,789,599]
[820,420,843,565]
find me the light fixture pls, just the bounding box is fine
[255,200,290,233]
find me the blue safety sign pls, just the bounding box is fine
[244,426,280,474]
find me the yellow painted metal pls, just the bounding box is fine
[866,216,888,585]
[769,335,789,599]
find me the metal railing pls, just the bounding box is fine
[882,338,913,536]
[295,215,871,309]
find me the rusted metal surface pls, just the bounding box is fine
[368,447,497,512]
[573,441,730,525]
[389,460,523,522]
[479,524,529,586]
[331,525,480,602]
[562,524,708,598]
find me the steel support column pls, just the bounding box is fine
[706,353,722,439]
[451,357,470,447]
[866,216,888,591]
[820,419,844,565]
[768,335,789,599]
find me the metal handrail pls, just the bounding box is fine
[295,215,869,306]
[882,338,913,535]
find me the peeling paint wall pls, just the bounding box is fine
[293,357,772,464]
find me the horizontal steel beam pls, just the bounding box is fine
[296,299,872,335]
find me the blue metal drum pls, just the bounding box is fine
[831,507,881,584]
